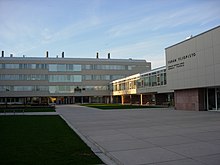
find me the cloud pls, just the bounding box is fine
[106,1,220,38]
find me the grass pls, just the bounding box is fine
[81,103,164,109]
[0,107,55,113]
[0,116,103,165]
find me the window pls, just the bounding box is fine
[94,65,126,70]
[49,86,75,93]
[5,64,19,69]
[83,65,93,70]
[49,64,81,72]
[0,74,48,81]
[83,75,92,80]
[0,85,48,92]
[73,65,81,71]
[84,86,108,91]
[49,75,82,82]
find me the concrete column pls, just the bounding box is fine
[121,95,124,105]
[140,94,143,105]
[73,97,75,104]
[110,96,113,104]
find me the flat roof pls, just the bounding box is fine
[140,66,166,76]
[0,57,148,63]
[165,25,220,50]
[111,73,140,83]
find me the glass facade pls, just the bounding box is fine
[82,75,124,81]
[0,86,49,91]
[0,85,109,93]
[138,68,166,88]
[0,74,124,82]
[112,67,167,92]
[49,86,75,93]
[0,63,135,71]
[0,63,48,69]
[82,64,135,70]
[49,64,81,72]
[94,65,126,70]
[49,75,82,82]
[0,74,48,81]
[84,86,108,91]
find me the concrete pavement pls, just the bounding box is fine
[56,105,220,165]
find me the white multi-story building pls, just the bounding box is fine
[0,53,150,105]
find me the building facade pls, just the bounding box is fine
[111,66,174,106]
[0,54,150,105]
[1,26,219,111]
[111,26,220,111]
[166,26,220,111]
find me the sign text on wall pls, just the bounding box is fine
[168,53,196,70]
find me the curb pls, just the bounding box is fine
[58,114,122,165]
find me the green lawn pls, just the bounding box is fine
[0,116,102,165]
[81,104,163,109]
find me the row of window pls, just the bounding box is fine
[0,85,108,93]
[0,74,48,81]
[0,86,48,92]
[49,75,82,82]
[138,70,167,87]
[83,75,124,81]
[0,63,47,69]
[0,63,134,71]
[48,64,81,72]
[113,79,138,91]
[0,74,124,82]
[112,69,167,91]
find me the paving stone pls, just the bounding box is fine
[165,142,220,157]
[109,147,185,165]
[97,139,156,152]
[56,105,220,165]
[144,135,197,147]
[154,158,205,165]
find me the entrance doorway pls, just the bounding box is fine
[207,88,220,110]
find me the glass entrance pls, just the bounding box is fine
[207,88,220,110]
[217,88,220,110]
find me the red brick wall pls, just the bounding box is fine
[174,89,205,111]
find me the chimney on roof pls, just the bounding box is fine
[62,52,64,58]
[108,53,110,59]
[46,51,49,58]
[2,51,4,57]
[96,52,99,59]
[10,54,13,57]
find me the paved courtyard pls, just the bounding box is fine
[56,105,220,165]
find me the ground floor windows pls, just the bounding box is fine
[0,96,111,105]
[0,85,109,93]
[114,93,174,106]
[207,88,220,110]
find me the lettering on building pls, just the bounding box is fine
[168,53,196,70]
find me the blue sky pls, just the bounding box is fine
[0,0,220,68]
